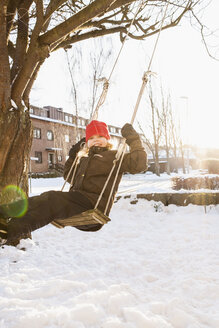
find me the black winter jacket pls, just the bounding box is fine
[64,138,147,215]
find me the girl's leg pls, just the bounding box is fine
[6,190,94,243]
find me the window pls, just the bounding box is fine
[110,127,116,133]
[58,155,62,162]
[35,151,42,164]
[65,115,69,122]
[47,130,53,140]
[65,135,69,142]
[69,116,73,123]
[29,108,34,114]
[33,128,41,139]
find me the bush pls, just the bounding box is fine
[172,176,219,190]
[29,171,61,179]
[200,159,219,174]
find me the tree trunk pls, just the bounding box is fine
[180,140,186,174]
[165,147,170,175]
[173,144,178,173]
[0,110,32,195]
[0,2,11,110]
[0,109,32,245]
[154,144,160,177]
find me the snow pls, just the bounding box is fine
[1,173,219,328]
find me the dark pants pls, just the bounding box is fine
[1,190,102,243]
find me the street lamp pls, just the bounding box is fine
[180,96,190,174]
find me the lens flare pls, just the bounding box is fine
[0,185,28,218]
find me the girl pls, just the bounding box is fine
[0,120,147,246]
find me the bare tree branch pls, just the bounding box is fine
[190,7,219,61]
[7,39,16,60]
[11,1,46,102]
[39,0,118,47]
[31,0,44,42]
[23,59,45,106]
[54,26,126,50]
[43,0,67,32]
[6,0,22,39]
[11,0,33,82]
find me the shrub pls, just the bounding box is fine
[200,159,219,174]
[172,176,219,190]
[29,171,61,179]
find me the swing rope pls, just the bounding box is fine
[53,1,169,228]
[91,77,109,120]
[98,1,170,216]
[61,0,144,193]
[91,0,145,121]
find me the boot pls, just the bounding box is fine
[0,217,32,247]
[6,232,32,247]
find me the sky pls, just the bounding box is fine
[30,0,219,149]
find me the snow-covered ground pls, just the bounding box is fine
[1,173,219,328]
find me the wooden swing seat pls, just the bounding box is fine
[51,208,111,229]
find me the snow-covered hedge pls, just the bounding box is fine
[130,192,219,206]
[29,171,61,179]
[172,176,219,190]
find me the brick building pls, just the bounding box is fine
[30,105,123,173]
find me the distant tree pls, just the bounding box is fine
[146,80,163,176]
[165,98,186,174]
[172,116,186,174]
[138,123,155,162]
[66,37,113,125]
[0,0,213,195]
[65,46,82,126]
[179,139,186,174]
[160,89,171,175]
[88,39,113,119]
[169,104,178,173]
[142,82,188,175]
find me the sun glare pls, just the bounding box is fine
[185,110,219,149]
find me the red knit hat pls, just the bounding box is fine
[86,120,110,142]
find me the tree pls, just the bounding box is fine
[161,91,188,174]
[0,0,211,196]
[140,79,163,176]
[169,103,178,173]
[148,81,163,176]
[89,40,113,120]
[178,122,186,174]
[138,122,155,162]
[170,110,186,174]
[65,37,113,125]
[160,89,171,175]
[65,46,82,126]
